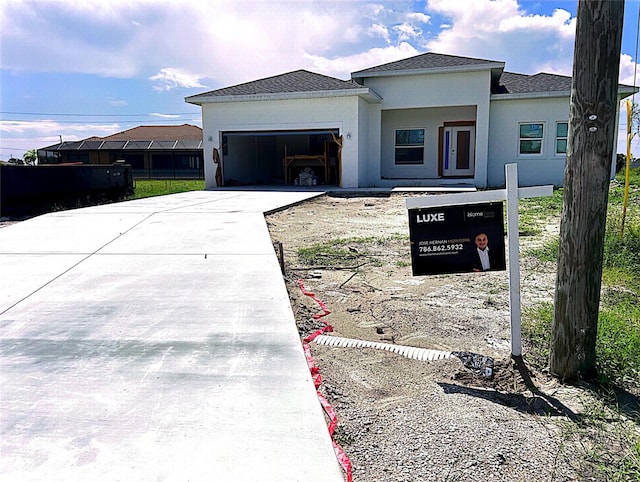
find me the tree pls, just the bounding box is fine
[550,0,625,380]
[23,149,37,165]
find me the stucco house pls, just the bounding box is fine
[186,52,635,189]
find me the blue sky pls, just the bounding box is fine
[1,0,640,159]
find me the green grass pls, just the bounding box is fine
[297,234,406,267]
[522,167,640,393]
[520,171,640,480]
[130,179,205,199]
[519,188,563,236]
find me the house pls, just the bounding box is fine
[185,53,635,189]
[38,124,204,179]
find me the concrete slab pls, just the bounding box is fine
[0,190,344,481]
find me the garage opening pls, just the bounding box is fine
[220,129,341,186]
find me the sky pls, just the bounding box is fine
[2,0,640,160]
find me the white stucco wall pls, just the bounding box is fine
[488,96,570,187]
[379,106,477,179]
[199,95,362,188]
[359,70,493,187]
[357,97,372,186]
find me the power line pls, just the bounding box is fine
[0,119,201,125]
[0,111,197,117]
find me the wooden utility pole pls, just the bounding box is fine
[550,0,625,380]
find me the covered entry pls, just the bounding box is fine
[219,129,341,186]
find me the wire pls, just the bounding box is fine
[0,119,201,125]
[0,111,196,117]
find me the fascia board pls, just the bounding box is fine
[491,86,637,101]
[351,62,505,79]
[491,91,570,101]
[185,88,381,105]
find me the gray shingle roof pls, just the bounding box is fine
[187,70,363,99]
[495,71,573,94]
[352,52,504,77]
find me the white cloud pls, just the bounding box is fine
[619,53,640,86]
[149,68,206,92]
[150,113,182,119]
[0,0,431,88]
[425,0,576,75]
[368,23,391,43]
[406,12,430,24]
[1,0,635,94]
[304,42,420,78]
[0,120,119,136]
[110,100,128,107]
[393,23,422,42]
[0,120,122,150]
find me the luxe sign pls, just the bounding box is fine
[405,163,555,357]
[408,202,506,275]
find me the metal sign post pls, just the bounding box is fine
[406,163,553,358]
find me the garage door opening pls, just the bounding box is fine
[220,129,341,186]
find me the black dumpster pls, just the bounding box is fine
[0,163,134,218]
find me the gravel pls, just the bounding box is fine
[267,193,638,482]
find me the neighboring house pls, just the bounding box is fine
[38,124,204,179]
[186,52,635,189]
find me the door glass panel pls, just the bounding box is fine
[456,131,470,169]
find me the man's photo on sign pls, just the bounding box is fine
[472,232,494,271]
[470,232,505,272]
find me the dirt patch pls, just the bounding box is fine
[267,193,638,482]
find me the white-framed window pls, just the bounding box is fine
[395,128,424,165]
[519,122,544,155]
[555,121,568,155]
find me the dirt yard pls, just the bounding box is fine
[267,193,638,482]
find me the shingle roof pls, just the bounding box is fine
[351,52,504,77]
[495,71,573,94]
[187,70,363,100]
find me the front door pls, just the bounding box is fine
[442,125,475,177]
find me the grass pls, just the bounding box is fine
[297,234,406,268]
[521,167,640,481]
[522,167,640,390]
[519,187,563,236]
[130,179,205,199]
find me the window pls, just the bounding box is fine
[556,122,568,154]
[519,123,544,155]
[395,128,425,164]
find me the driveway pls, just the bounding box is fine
[0,190,345,481]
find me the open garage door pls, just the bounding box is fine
[220,129,341,186]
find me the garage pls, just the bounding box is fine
[219,129,342,187]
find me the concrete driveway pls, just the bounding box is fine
[0,190,345,481]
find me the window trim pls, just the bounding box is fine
[555,121,568,156]
[394,127,425,165]
[518,122,545,157]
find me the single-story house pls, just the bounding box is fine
[38,124,204,179]
[185,52,635,189]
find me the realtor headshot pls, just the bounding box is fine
[471,232,500,272]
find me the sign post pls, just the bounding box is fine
[406,163,553,358]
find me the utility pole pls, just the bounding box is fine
[550,0,625,380]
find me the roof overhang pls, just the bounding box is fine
[491,85,638,102]
[491,91,571,101]
[351,62,505,80]
[185,88,382,105]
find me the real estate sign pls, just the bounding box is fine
[408,202,506,275]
